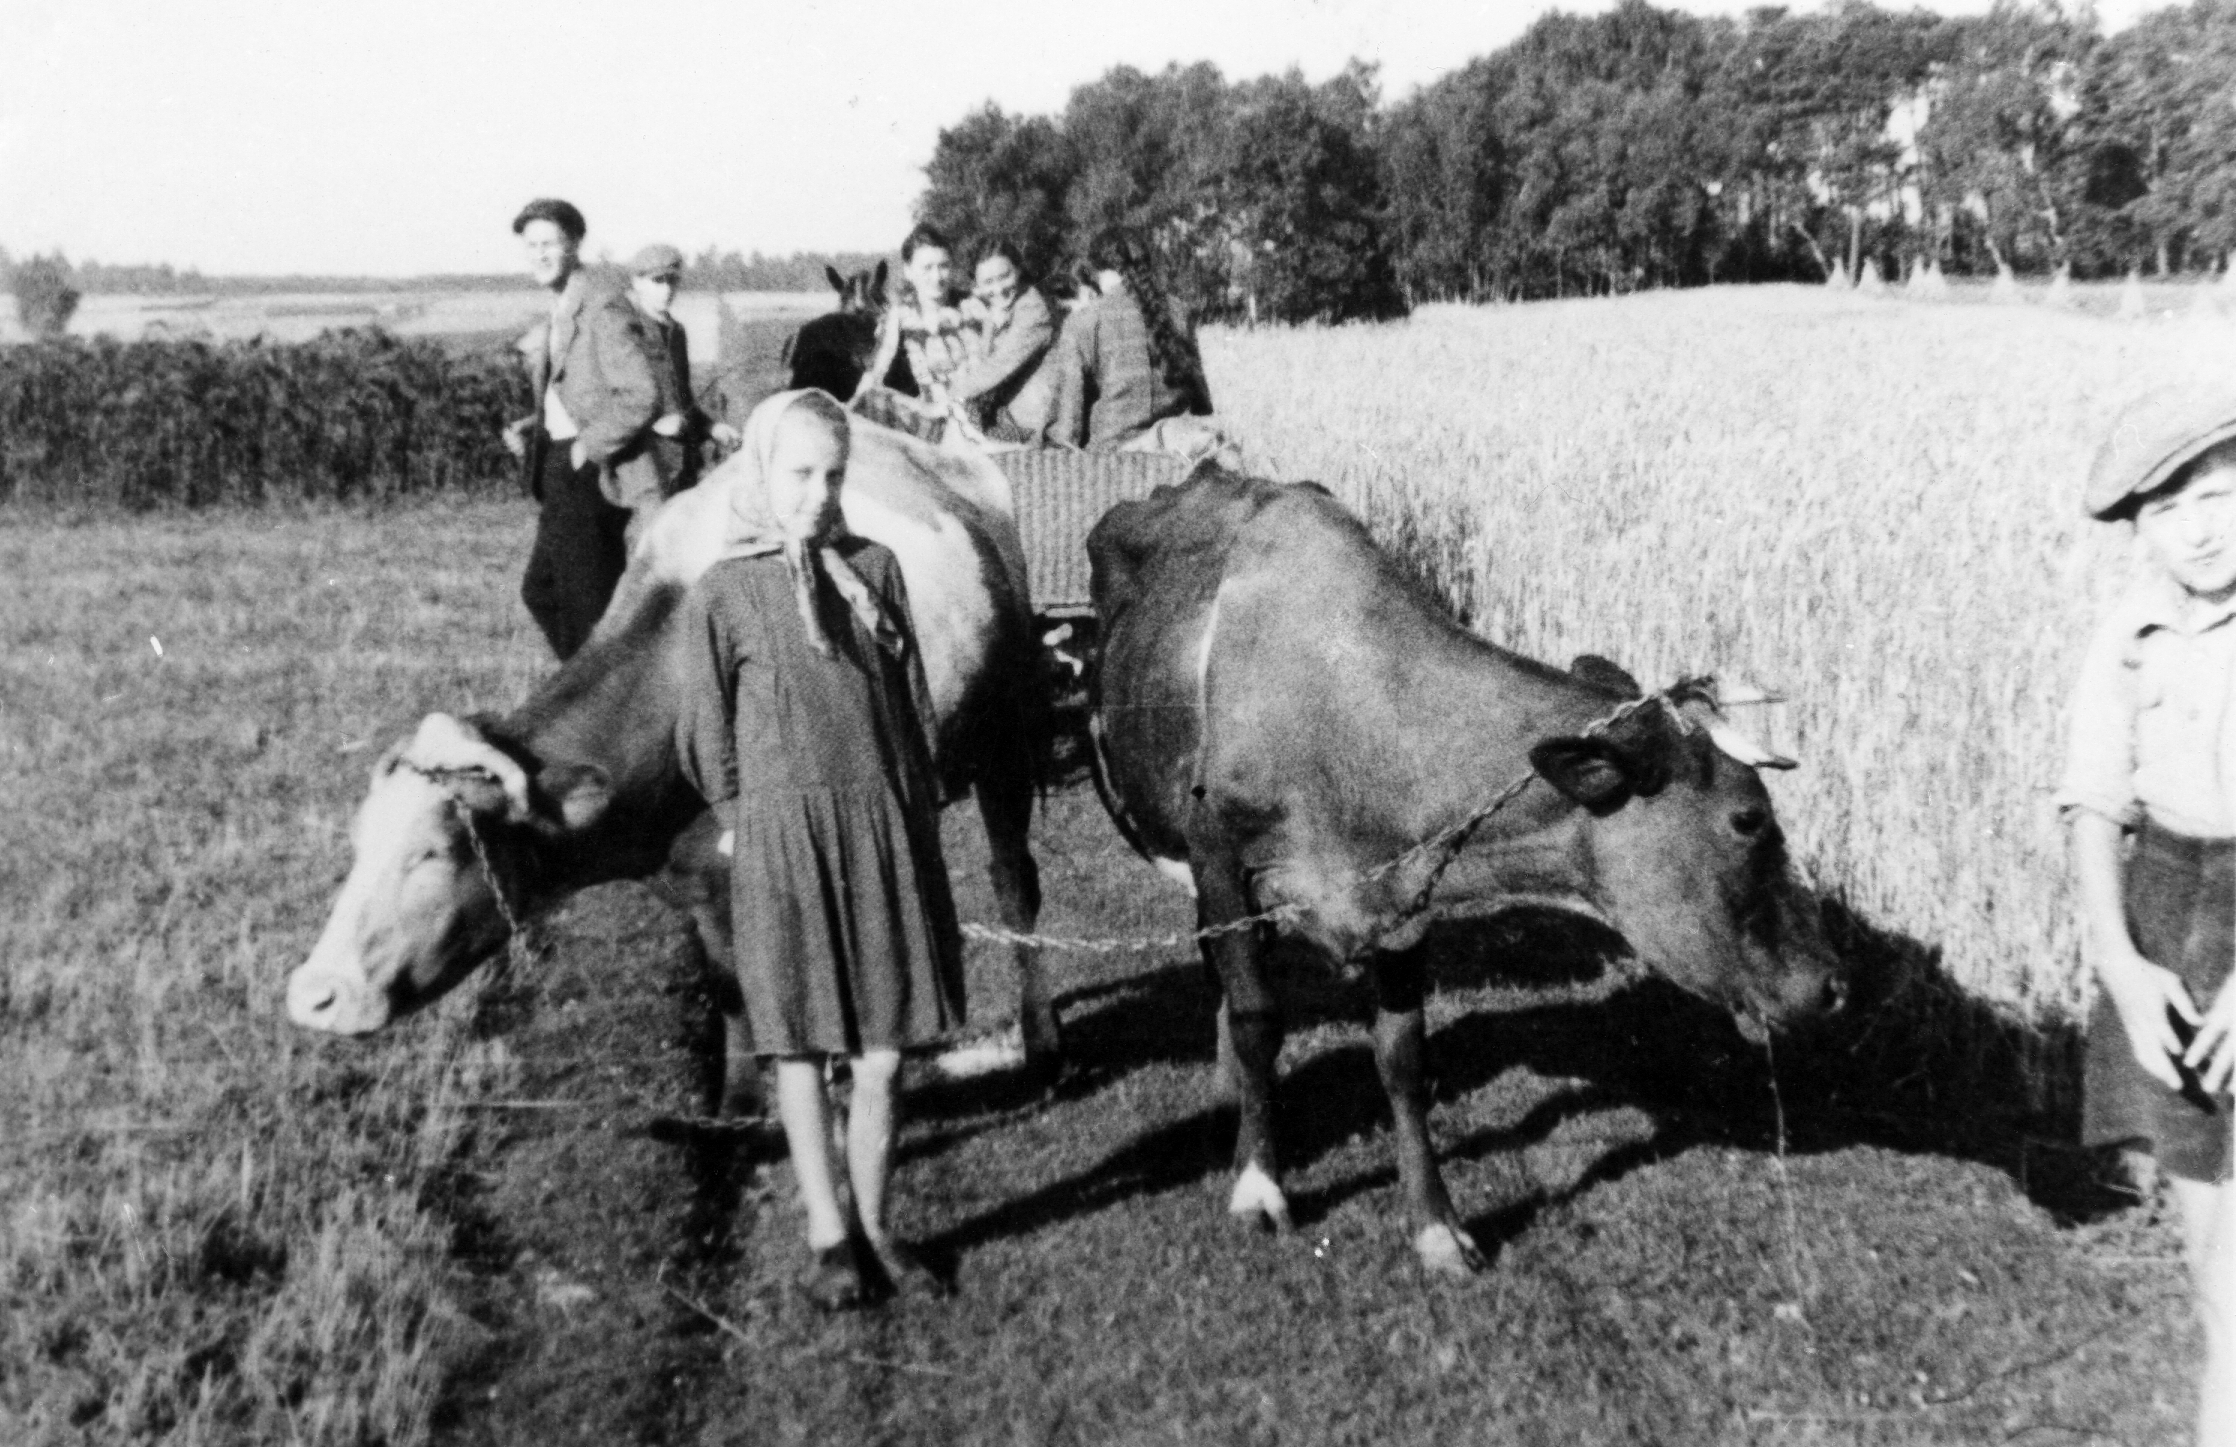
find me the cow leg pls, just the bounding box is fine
[1194,846,1291,1233]
[652,847,758,1118]
[1372,945,1483,1275]
[974,757,1058,1082]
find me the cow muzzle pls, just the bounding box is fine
[1742,952,1848,1037]
[286,961,391,1035]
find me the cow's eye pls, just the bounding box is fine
[1731,807,1769,837]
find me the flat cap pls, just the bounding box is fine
[511,198,586,241]
[628,242,685,278]
[2086,385,2236,519]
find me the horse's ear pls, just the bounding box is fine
[872,259,889,294]
[826,265,845,293]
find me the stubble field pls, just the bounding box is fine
[4,285,2229,1445]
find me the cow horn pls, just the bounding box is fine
[401,713,535,821]
[1704,716,1797,771]
[1672,691,1797,771]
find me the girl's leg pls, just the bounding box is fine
[844,1047,941,1295]
[2173,1172,2234,1446]
[773,1057,849,1250]
[844,1048,903,1247]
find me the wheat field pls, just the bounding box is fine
[1210,284,2236,1028]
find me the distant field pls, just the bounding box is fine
[4,287,2228,1444]
[0,289,830,363]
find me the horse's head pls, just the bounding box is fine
[825,261,889,317]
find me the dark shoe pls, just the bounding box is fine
[798,1241,868,1311]
[863,1237,950,1300]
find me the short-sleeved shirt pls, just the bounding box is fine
[2058,570,2236,838]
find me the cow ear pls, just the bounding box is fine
[1530,737,1638,812]
[1532,724,1678,810]
[826,265,845,293]
[1570,654,1642,698]
[872,259,889,294]
[532,763,612,834]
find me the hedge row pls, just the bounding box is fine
[0,330,524,507]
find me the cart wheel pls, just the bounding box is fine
[1037,614,1101,781]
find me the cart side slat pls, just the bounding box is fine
[998,450,1192,613]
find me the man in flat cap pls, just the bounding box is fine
[501,197,662,661]
[621,242,739,499]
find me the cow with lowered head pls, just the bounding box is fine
[285,416,1062,1094]
[1086,469,1846,1274]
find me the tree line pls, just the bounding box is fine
[916,0,2236,318]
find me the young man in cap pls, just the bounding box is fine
[500,197,662,661]
[622,242,739,498]
[2061,385,2236,1447]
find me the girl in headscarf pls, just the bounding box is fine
[675,389,963,1309]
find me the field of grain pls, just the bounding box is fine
[1214,285,2236,1033]
[4,286,2225,1444]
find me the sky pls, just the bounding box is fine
[0,0,2165,278]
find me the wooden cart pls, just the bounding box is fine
[995,447,1196,721]
[998,448,1196,618]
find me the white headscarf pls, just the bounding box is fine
[719,389,901,657]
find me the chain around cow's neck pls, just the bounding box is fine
[1375,686,1690,939]
[452,798,527,939]
[397,760,530,940]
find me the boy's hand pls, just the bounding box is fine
[2098,946,2203,1090]
[2182,975,2236,1095]
[709,421,741,449]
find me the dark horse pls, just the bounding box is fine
[783,261,911,399]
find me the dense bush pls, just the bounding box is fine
[10,255,81,338]
[0,329,522,507]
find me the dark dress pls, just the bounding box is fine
[675,539,965,1057]
[2081,819,2233,1183]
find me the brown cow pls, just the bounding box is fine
[1087,469,1845,1273]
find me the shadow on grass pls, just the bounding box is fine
[462,877,2115,1284]
[917,892,2125,1263]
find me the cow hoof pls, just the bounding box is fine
[1414,1222,1485,1276]
[1227,1163,1294,1233]
[1020,1020,1066,1093]
[930,1027,1026,1081]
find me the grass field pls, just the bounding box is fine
[4,286,2229,1444]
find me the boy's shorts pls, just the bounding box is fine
[2083,818,2235,1183]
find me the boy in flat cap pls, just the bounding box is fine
[2059,386,2236,1446]
[501,197,663,660]
[622,242,739,501]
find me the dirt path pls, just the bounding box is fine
[431,884,756,1445]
